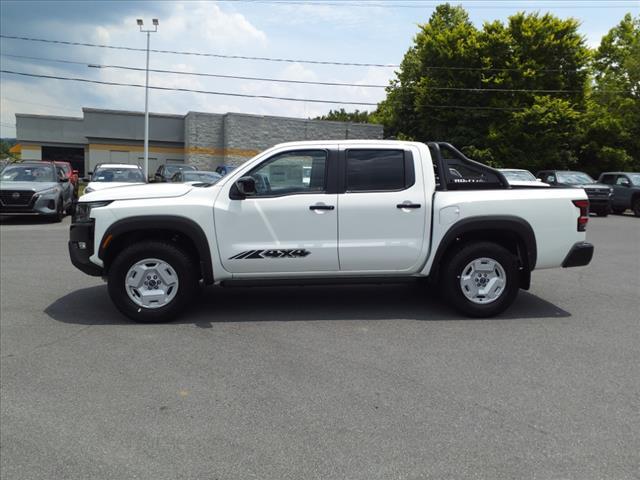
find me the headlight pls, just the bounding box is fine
[37,186,60,197]
[73,201,112,223]
[609,187,614,195]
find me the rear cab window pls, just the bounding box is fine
[345,149,414,192]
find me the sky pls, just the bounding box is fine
[1,0,638,138]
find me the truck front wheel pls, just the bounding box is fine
[442,242,519,318]
[108,241,198,322]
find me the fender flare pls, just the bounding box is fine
[98,215,214,284]
[431,215,537,276]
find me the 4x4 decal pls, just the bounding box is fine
[229,249,311,260]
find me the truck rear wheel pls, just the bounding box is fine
[441,242,519,318]
[108,241,198,322]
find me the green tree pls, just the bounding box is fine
[376,4,591,170]
[581,13,640,174]
[315,109,372,123]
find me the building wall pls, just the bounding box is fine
[86,143,184,174]
[21,145,42,160]
[184,112,383,170]
[16,114,85,145]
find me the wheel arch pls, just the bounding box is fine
[98,216,214,284]
[431,215,537,289]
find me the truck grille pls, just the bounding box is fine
[0,190,35,206]
[585,188,609,198]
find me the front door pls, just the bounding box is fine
[215,148,339,275]
[337,146,429,272]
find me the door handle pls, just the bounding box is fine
[309,204,335,211]
[396,203,421,209]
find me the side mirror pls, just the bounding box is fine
[621,180,631,187]
[235,176,257,196]
[59,177,69,183]
[72,169,79,175]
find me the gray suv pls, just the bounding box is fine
[0,162,74,221]
[598,172,640,216]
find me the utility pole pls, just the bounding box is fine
[137,18,159,180]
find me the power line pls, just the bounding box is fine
[0,53,388,88]
[0,33,595,72]
[0,69,379,106]
[219,0,639,8]
[1,69,555,111]
[0,34,399,68]
[2,53,600,92]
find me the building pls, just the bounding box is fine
[15,108,383,176]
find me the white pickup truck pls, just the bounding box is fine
[69,140,594,322]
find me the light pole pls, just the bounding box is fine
[137,18,158,180]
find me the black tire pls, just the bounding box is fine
[441,241,520,318]
[633,198,640,217]
[595,209,609,217]
[66,200,76,216]
[612,207,626,215]
[50,198,64,222]
[108,241,198,323]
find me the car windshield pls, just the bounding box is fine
[628,174,640,185]
[1,164,56,182]
[165,165,196,175]
[501,170,536,182]
[183,171,221,183]
[93,167,145,183]
[556,171,595,184]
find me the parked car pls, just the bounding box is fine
[215,165,236,176]
[0,161,74,221]
[499,169,548,187]
[54,161,80,197]
[154,164,197,182]
[70,140,593,322]
[84,164,146,194]
[170,170,222,185]
[598,172,640,216]
[536,170,613,216]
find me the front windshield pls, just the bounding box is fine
[1,164,56,182]
[184,172,221,183]
[165,165,196,175]
[92,167,145,183]
[501,170,536,182]
[556,171,595,184]
[628,174,640,185]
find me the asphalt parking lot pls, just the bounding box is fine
[1,214,639,480]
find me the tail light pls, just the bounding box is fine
[572,199,589,231]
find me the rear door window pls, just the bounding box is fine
[345,149,412,192]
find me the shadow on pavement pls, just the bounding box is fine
[0,215,61,225]
[45,282,571,326]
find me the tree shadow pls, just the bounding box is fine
[45,283,571,326]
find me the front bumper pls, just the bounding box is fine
[68,221,103,276]
[0,194,59,216]
[562,242,594,268]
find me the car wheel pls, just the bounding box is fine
[595,209,609,217]
[108,241,198,322]
[441,242,519,318]
[612,207,626,215]
[50,197,64,222]
[633,198,640,217]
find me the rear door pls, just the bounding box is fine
[337,145,429,272]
